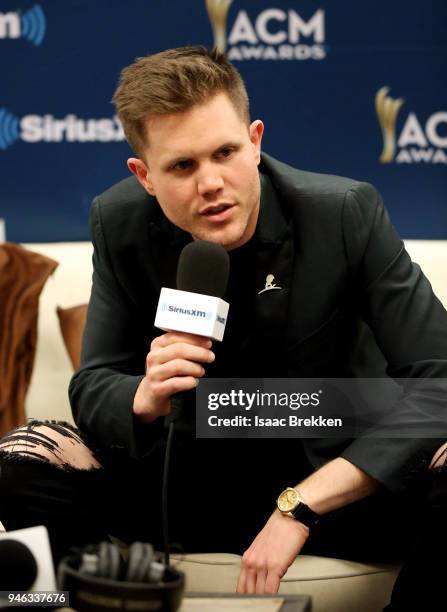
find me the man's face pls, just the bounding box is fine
[128,92,264,251]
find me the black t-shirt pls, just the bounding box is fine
[206,236,257,378]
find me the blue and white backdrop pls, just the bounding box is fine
[1,0,446,241]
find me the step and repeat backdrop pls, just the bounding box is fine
[1,0,446,241]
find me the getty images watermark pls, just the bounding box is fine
[195,378,447,438]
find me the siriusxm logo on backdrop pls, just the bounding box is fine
[376,87,447,165]
[0,4,46,46]
[206,0,326,61]
[0,109,125,150]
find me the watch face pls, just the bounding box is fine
[277,488,299,512]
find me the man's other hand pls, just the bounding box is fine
[236,509,309,594]
[133,332,214,423]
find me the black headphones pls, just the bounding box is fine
[57,540,184,612]
[78,541,164,582]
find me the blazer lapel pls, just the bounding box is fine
[255,173,294,349]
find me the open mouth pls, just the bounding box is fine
[202,204,231,216]
[201,204,234,222]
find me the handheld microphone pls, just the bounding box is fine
[155,240,230,341]
[0,526,57,607]
[176,239,230,297]
[0,540,37,591]
[156,241,230,568]
[156,240,230,422]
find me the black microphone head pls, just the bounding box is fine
[176,241,230,298]
[0,539,38,590]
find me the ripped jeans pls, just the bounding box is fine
[0,420,166,565]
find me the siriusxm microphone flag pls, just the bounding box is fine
[155,288,229,341]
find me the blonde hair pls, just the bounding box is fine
[112,46,250,157]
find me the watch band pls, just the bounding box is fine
[289,501,320,528]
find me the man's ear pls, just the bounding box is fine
[249,120,264,165]
[127,158,156,196]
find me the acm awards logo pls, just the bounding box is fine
[376,87,447,165]
[0,4,46,46]
[206,0,326,61]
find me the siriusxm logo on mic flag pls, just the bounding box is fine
[155,288,229,341]
[0,4,46,46]
[161,303,211,319]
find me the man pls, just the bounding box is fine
[0,47,446,609]
[73,44,447,602]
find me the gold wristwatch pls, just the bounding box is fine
[276,487,320,528]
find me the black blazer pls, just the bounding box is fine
[69,153,447,493]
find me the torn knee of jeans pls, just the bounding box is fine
[430,442,447,470]
[0,420,102,471]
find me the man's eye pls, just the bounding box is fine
[173,160,192,171]
[219,148,234,158]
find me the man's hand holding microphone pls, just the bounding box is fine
[133,332,215,423]
[133,240,230,424]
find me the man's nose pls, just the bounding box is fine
[197,166,224,197]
